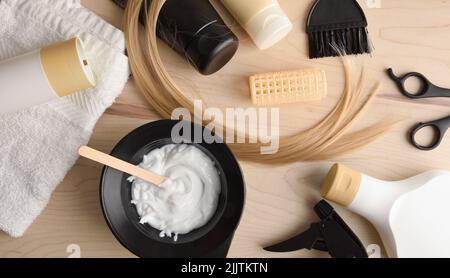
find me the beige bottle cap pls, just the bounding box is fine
[245,4,293,50]
[40,37,96,97]
[321,164,362,206]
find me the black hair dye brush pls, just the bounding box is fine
[306,0,373,59]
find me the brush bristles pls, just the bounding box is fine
[308,27,372,59]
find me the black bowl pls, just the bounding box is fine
[100,120,245,258]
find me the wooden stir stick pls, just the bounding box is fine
[78,146,166,186]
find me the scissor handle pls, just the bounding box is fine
[410,116,450,151]
[387,68,450,99]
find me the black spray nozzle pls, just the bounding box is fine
[264,200,368,258]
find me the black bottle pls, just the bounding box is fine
[113,0,239,75]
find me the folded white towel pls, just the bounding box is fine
[0,0,130,237]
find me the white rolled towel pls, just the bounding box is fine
[0,0,130,237]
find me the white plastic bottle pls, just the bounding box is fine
[221,0,293,50]
[321,163,450,258]
[0,37,96,115]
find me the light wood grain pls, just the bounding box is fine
[1,0,450,258]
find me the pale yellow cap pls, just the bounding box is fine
[321,164,362,206]
[40,37,96,97]
[245,4,293,50]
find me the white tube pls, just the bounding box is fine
[221,0,293,50]
[0,38,96,115]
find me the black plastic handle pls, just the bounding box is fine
[410,116,450,151]
[387,68,450,99]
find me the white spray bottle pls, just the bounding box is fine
[321,164,450,258]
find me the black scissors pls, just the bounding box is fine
[264,200,368,258]
[388,68,450,151]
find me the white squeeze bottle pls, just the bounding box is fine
[321,163,450,258]
[0,37,96,115]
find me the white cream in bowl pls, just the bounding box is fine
[129,144,221,241]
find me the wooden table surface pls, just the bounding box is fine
[1,0,450,258]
